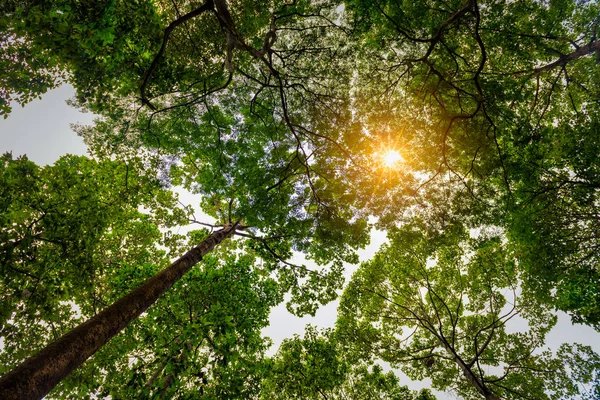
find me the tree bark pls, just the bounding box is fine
[454,358,501,400]
[439,340,501,400]
[535,39,600,73]
[0,223,238,400]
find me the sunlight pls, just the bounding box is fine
[382,150,403,167]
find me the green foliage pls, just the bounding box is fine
[262,326,347,399]
[338,221,600,399]
[54,253,281,399]
[261,326,436,400]
[0,0,163,115]
[342,0,600,328]
[3,0,600,397]
[506,117,600,328]
[0,153,183,373]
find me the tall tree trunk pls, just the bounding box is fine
[0,223,238,400]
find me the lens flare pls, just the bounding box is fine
[382,150,403,167]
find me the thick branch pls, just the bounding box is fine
[140,1,214,109]
[534,39,600,74]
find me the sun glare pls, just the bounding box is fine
[382,150,403,167]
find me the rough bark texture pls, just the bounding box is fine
[0,223,238,400]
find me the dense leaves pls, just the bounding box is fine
[261,326,436,400]
[2,0,600,398]
[0,153,180,374]
[344,0,600,327]
[0,0,163,115]
[338,221,600,398]
[58,253,281,399]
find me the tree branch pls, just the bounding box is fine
[140,1,215,109]
[534,39,600,74]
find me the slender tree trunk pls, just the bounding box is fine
[0,223,238,400]
[454,358,500,400]
[440,341,501,400]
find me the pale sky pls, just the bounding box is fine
[0,85,91,165]
[1,86,598,398]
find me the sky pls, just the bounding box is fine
[0,85,92,165]
[1,85,599,398]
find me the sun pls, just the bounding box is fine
[382,150,403,167]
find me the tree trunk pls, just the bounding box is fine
[454,358,501,400]
[0,223,238,400]
[440,340,501,400]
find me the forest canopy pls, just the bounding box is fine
[1,0,600,399]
